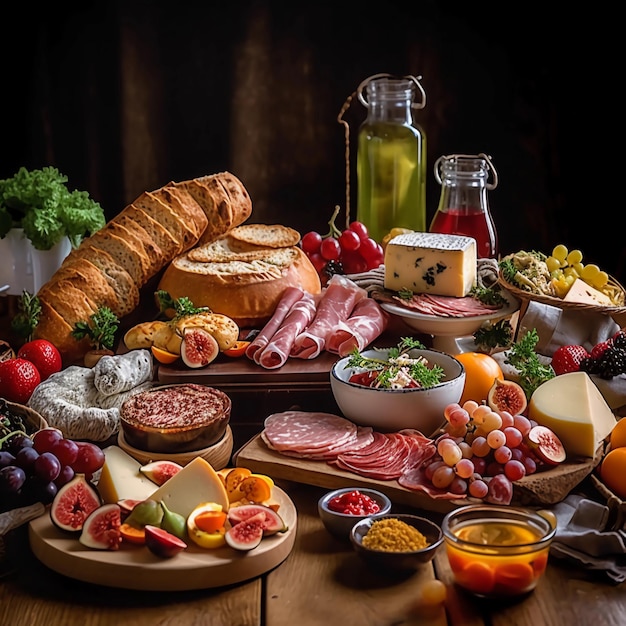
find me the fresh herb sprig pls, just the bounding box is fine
[469,285,509,307]
[10,290,41,341]
[345,337,445,389]
[504,328,555,399]
[156,290,211,320]
[473,319,514,352]
[71,307,120,351]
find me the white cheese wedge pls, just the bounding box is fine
[563,278,613,306]
[384,232,477,297]
[528,371,617,458]
[149,457,229,518]
[97,446,158,504]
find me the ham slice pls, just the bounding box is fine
[257,292,318,369]
[245,286,304,363]
[290,274,367,359]
[325,297,390,356]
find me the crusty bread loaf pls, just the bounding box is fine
[228,224,301,248]
[157,246,321,328]
[173,172,252,246]
[151,185,208,242]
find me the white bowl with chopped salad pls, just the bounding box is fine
[330,338,465,435]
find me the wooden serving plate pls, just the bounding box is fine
[234,434,601,513]
[28,487,297,591]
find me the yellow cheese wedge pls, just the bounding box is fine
[149,457,230,518]
[563,278,613,306]
[384,232,477,297]
[528,371,617,457]
[97,446,158,504]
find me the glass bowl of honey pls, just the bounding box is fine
[441,504,557,599]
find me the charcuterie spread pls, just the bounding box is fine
[2,170,626,595]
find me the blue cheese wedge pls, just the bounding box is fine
[384,232,477,297]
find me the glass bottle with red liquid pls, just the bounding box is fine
[429,153,499,258]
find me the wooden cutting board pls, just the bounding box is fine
[28,487,297,591]
[234,434,601,513]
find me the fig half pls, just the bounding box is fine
[487,379,527,416]
[526,425,566,465]
[181,327,219,368]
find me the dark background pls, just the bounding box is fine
[3,1,621,282]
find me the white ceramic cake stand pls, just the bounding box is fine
[379,293,520,354]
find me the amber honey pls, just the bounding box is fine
[442,505,556,598]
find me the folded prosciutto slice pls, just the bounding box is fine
[325,297,390,356]
[245,286,304,363]
[257,292,318,369]
[290,274,367,359]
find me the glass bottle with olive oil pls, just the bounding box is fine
[356,74,427,244]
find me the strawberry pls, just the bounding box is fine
[550,345,590,375]
[590,340,612,360]
[0,358,41,404]
[17,339,62,381]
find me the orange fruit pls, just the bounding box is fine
[151,346,179,364]
[609,418,626,450]
[454,352,504,405]
[600,447,626,498]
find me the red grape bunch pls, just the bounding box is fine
[0,427,105,512]
[301,206,384,284]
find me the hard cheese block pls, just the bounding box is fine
[384,232,477,297]
[528,371,617,457]
[563,278,614,306]
[97,446,158,504]
[149,456,229,518]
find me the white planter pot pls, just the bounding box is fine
[0,228,71,296]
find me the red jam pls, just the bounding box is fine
[327,490,381,515]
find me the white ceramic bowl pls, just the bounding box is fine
[330,347,465,435]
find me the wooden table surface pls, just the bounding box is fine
[2,477,625,626]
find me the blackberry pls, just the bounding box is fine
[580,338,626,379]
[324,259,345,280]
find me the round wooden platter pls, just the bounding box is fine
[28,487,297,591]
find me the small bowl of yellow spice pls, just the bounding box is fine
[350,514,444,572]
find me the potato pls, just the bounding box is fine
[123,321,170,350]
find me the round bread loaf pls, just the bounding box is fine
[157,246,321,328]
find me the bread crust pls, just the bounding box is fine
[157,246,321,328]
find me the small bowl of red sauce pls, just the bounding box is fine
[317,487,392,540]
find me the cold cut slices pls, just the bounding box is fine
[257,293,318,369]
[290,274,367,359]
[325,297,390,357]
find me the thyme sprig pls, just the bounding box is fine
[71,307,120,351]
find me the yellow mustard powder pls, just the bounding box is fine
[362,518,429,552]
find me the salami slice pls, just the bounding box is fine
[245,286,304,362]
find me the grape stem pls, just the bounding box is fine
[0,429,27,448]
[323,205,343,239]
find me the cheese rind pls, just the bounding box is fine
[528,371,617,458]
[97,446,158,504]
[383,232,477,297]
[149,457,230,518]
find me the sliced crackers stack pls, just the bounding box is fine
[33,171,252,365]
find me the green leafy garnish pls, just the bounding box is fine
[473,319,514,352]
[469,285,509,307]
[155,290,211,320]
[397,288,414,301]
[0,166,106,250]
[345,337,445,389]
[10,291,41,341]
[71,307,120,351]
[504,328,555,399]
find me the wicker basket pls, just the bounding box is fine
[2,400,48,435]
[498,272,626,322]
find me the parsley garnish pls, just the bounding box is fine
[473,319,514,352]
[345,337,445,389]
[504,328,555,399]
[71,307,120,351]
[155,290,211,320]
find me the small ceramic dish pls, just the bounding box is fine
[350,513,443,572]
[318,487,392,540]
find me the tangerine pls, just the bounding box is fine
[600,447,626,499]
[151,346,180,364]
[454,352,504,405]
[609,418,626,450]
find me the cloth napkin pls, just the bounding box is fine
[550,493,626,583]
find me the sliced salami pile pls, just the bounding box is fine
[260,411,466,500]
